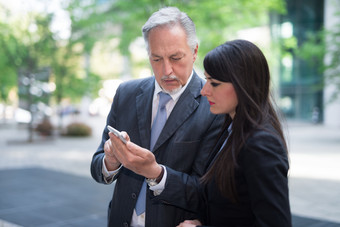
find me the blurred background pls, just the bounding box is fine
[1,0,339,135]
[0,0,339,226]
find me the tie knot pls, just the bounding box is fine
[158,92,172,109]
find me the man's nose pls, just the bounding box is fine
[162,59,172,76]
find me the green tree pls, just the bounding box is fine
[325,30,340,102]
[1,0,287,127]
[297,2,340,103]
[0,22,22,104]
[0,5,29,123]
[0,4,28,106]
[63,0,286,70]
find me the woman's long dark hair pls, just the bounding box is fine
[201,39,287,203]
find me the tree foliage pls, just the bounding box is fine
[63,0,286,62]
[0,0,286,107]
[0,22,22,103]
[297,1,340,103]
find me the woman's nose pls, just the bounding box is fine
[201,83,209,96]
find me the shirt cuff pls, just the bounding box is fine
[102,155,121,183]
[149,165,167,196]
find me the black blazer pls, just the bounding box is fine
[155,125,292,227]
[91,73,223,227]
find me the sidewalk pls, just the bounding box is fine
[0,168,113,227]
[285,121,340,225]
[0,117,340,226]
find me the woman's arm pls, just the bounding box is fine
[241,130,291,227]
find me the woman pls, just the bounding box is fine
[176,39,291,226]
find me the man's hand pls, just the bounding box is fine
[103,133,125,171]
[176,220,202,227]
[110,132,162,179]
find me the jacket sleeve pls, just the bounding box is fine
[240,131,291,227]
[150,114,223,215]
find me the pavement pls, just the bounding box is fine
[0,115,340,227]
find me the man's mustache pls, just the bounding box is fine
[161,75,180,81]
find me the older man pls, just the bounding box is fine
[91,7,223,227]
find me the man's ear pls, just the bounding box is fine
[193,44,198,62]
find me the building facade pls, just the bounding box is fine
[272,0,340,126]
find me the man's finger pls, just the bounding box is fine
[120,131,130,141]
[126,141,149,158]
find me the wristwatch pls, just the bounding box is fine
[146,166,164,187]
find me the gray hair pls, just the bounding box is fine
[142,7,198,54]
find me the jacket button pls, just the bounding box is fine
[123,222,129,227]
[131,193,137,199]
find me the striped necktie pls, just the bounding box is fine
[135,91,172,216]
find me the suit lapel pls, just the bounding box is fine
[136,78,154,149]
[152,73,202,152]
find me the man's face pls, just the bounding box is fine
[147,25,198,93]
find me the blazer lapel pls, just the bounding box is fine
[136,78,154,149]
[152,73,202,152]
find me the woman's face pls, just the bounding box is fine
[201,72,238,119]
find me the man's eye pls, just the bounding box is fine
[171,57,181,61]
[152,58,161,62]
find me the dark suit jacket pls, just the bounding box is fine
[155,124,292,227]
[91,73,223,227]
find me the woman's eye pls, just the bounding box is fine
[211,82,220,87]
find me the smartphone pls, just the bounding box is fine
[107,125,127,144]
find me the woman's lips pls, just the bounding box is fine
[208,101,215,105]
